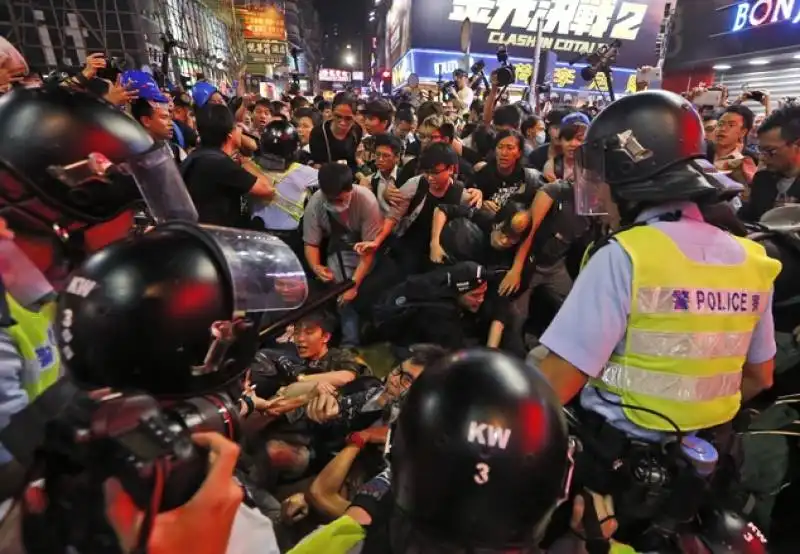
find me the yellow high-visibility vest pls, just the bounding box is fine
[5,294,60,400]
[589,225,781,431]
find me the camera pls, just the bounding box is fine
[3,381,242,553]
[96,56,125,82]
[495,45,516,87]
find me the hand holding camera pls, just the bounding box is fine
[106,432,243,554]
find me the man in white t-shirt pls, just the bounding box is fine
[450,69,474,119]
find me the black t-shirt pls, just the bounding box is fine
[403,180,465,251]
[527,143,551,171]
[181,148,257,227]
[308,120,362,172]
[533,180,590,266]
[474,162,527,208]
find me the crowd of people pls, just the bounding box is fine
[0,36,798,554]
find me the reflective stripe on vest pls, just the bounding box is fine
[588,225,781,432]
[5,294,60,400]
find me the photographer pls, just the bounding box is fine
[446,69,474,118]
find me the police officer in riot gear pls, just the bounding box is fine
[289,349,625,554]
[0,83,188,503]
[0,84,305,554]
[534,90,777,551]
[252,120,318,253]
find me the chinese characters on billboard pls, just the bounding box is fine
[392,49,638,95]
[246,40,288,66]
[408,0,667,70]
[319,68,352,82]
[238,5,286,40]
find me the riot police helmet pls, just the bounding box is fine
[573,91,740,214]
[390,348,572,550]
[260,120,300,165]
[57,222,308,397]
[0,85,197,235]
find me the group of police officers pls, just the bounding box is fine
[0,71,782,554]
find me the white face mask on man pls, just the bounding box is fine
[535,130,546,146]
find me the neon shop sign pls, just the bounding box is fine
[731,0,800,32]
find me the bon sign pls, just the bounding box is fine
[731,0,800,32]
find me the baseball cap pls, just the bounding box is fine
[447,261,486,293]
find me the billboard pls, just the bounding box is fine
[408,0,669,70]
[665,0,800,69]
[239,5,286,41]
[246,40,288,67]
[319,68,352,82]
[392,48,639,95]
[386,0,413,69]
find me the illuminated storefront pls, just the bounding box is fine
[392,48,638,97]
[663,0,800,109]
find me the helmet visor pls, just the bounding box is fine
[0,240,54,306]
[201,225,308,313]
[573,143,609,216]
[124,143,199,224]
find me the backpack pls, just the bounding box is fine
[371,271,457,335]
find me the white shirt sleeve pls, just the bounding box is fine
[225,504,281,554]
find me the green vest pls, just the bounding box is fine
[5,294,60,400]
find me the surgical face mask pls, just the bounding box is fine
[535,130,546,146]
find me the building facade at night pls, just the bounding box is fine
[1,0,321,92]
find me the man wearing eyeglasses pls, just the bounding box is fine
[304,344,447,431]
[740,105,800,221]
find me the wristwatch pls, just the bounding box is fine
[346,432,366,449]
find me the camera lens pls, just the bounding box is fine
[497,66,514,87]
[166,394,241,442]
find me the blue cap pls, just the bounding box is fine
[192,81,218,108]
[561,112,592,127]
[120,70,168,104]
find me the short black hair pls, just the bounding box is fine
[438,122,456,142]
[293,106,322,127]
[472,124,497,158]
[296,310,336,334]
[196,104,235,148]
[521,115,543,136]
[545,106,576,129]
[723,104,755,132]
[253,98,271,111]
[702,114,718,123]
[407,344,448,367]
[493,105,521,129]
[559,123,586,141]
[417,101,444,125]
[318,163,354,197]
[373,133,404,155]
[494,129,525,152]
[290,95,310,112]
[270,100,286,115]
[758,105,800,143]
[332,92,358,111]
[396,107,415,123]
[364,99,394,125]
[130,98,156,123]
[419,142,458,171]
